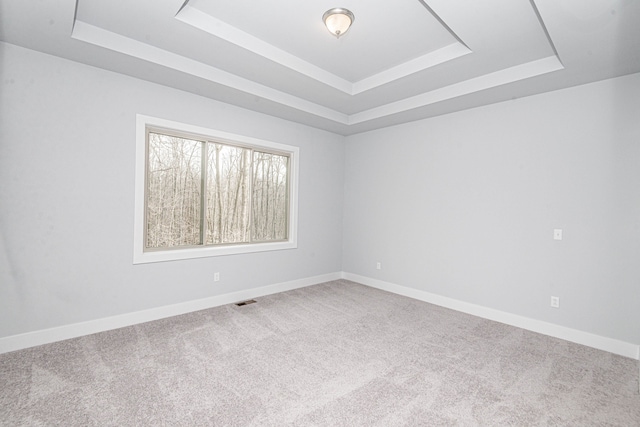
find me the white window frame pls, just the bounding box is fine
[134,114,299,264]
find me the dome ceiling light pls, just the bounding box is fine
[323,8,355,38]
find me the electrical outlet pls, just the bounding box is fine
[376,262,381,270]
[214,272,220,282]
[550,296,560,308]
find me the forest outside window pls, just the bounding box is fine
[134,115,298,264]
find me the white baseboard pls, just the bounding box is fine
[0,272,342,355]
[3,271,638,361]
[342,272,640,360]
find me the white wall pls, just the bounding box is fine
[343,73,640,346]
[0,42,345,338]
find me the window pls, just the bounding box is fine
[134,115,298,263]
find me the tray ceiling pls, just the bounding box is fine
[1,0,639,135]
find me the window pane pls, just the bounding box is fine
[251,151,289,241]
[146,133,202,248]
[206,143,251,244]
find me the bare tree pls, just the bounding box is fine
[146,133,288,249]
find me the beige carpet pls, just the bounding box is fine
[1,280,638,426]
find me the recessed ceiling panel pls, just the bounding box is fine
[3,0,639,136]
[184,0,459,82]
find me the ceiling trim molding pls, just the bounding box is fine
[528,0,562,65]
[71,19,563,128]
[175,3,471,96]
[352,42,471,95]
[71,20,350,124]
[350,55,564,125]
[416,0,469,49]
[175,4,353,94]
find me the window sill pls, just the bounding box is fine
[133,240,297,264]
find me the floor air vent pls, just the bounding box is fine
[235,299,257,307]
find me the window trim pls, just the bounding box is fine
[134,114,299,264]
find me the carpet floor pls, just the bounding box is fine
[1,280,638,426]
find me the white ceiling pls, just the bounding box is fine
[1,0,639,135]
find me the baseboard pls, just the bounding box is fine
[0,271,342,355]
[4,271,637,361]
[342,272,640,360]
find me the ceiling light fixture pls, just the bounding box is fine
[323,8,355,38]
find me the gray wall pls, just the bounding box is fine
[343,73,640,345]
[2,40,639,348]
[0,43,345,337]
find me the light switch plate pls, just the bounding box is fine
[553,229,563,240]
